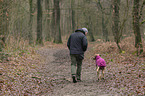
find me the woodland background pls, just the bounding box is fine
[0,0,144,54]
[0,0,145,95]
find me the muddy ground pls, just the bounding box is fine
[36,48,120,96]
[0,43,144,96]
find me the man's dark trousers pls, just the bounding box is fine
[70,54,82,80]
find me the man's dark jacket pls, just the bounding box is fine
[67,29,88,57]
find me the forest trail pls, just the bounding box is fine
[1,41,144,95]
[36,47,119,96]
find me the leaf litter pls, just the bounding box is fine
[0,37,145,95]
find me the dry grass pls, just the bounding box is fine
[86,37,145,95]
[4,36,30,54]
[90,36,144,55]
[0,36,145,95]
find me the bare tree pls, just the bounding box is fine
[112,0,122,52]
[0,0,9,51]
[83,0,95,42]
[71,0,75,32]
[97,0,111,42]
[36,0,43,45]
[132,0,143,56]
[52,0,62,43]
[45,0,51,41]
[29,0,33,45]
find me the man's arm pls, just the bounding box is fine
[82,36,88,51]
[67,36,71,49]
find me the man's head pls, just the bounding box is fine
[82,28,88,35]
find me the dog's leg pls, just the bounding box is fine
[97,67,100,80]
[102,68,105,79]
[102,70,104,80]
[99,70,101,80]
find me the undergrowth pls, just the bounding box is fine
[0,36,145,95]
[85,37,145,95]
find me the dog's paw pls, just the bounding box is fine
[101,78,105,80]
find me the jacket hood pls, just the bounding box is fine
[75,29,85,34]
[95,55,101,60]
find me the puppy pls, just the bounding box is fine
[93,54,106,80]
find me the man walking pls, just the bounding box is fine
[67,28,88,83]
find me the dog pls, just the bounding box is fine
[93,54,106,80]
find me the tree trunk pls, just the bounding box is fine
[133,0,143,56]
[112,0,122,52]
[29,0,33,45]
[45,0,51,41]
[53,0,62,43]
[85,0,95,42]
[36,0,43,45]
[102,14,109,42]
[0,0,9,51]
[71,0,75,32]
[88,16,95,42]
[98,0,109,42]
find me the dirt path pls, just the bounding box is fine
[36,48,119,96]
[1,43,144,95]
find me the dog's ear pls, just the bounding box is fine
[92,55,96,60]
[91,56,95,60]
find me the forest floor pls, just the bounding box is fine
[0,37,145,96]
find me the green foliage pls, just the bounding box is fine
[141,20,145,24]
[110,59,113,62]
[31,77,41,79]
[121,51,125,54]
[0,52,10,62]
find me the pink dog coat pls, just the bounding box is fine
[95,55,106,67]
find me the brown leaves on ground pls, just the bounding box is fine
[86,37,145,95]
[0,47,52,96]
[0,41,67,95]
[0,37,145,95]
